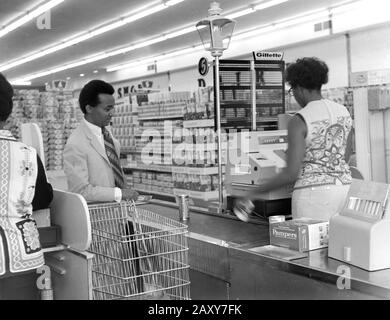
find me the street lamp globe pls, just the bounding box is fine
[196,2,236,57]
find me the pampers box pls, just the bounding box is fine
[269,218,329,252]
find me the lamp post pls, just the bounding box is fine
[196,2,236,212]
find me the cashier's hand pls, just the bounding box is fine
[234,198,255,213]
[121,189,139,201]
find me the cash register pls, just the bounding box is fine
[226,130,292,218]
[329,179,390,271]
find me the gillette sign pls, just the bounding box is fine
[253,51,284,61]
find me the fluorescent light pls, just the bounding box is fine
[66,77,71,80]
[2,0,288,75]
[253,0,289,11]
[106,45,204,72]
[13,0,354,82]
[93,70,99,74]
[0,0,64,39]
[0,0,185,72]
[165,0,186,6]
[80,74,85,77]
[10,80,32,86]
[232,6,333,42]
[227,8,256,19]
[164,26,197,39]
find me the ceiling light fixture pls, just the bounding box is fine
[105,0,358,73]
[107,45,205,72]
[0,0,186,72]
[10,80,32,86]
[253,0,289,11]
[11,0,360,83]
[0,0,64,39]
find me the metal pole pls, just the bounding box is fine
[250,60,256,131]
[214,55,224,209]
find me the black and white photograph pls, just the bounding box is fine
[1,0,390,306]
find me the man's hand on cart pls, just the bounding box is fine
[122,189,139,201]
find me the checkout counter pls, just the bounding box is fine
[22,123,390,300]
[140,199,390,300]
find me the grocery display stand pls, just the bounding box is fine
[217,59,285,131]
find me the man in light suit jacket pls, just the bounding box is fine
[63,80,138,203]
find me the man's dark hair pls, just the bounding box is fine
[286,57,329,91]
[0,73,14,122]
[79,80,115,114]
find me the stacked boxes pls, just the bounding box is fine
[3,89,79,170]
[133,120,181,166]
[171,126,227,167]
[132,171,174,195]
[185,87,214,120]
[138,91,193,119]
[111,97,137,150]
[47,121,65,170]
[172,172,220,192]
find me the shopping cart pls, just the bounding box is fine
[87,201,191,300]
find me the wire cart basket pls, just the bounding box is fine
[87,201,191,300]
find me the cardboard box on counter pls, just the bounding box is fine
[269,218,329,252]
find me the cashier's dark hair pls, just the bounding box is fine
[79,80,115,114]
[286,57,329,91]
[0,73,14,122]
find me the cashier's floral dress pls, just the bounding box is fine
[292,99,353,220]
[0,130,44,276]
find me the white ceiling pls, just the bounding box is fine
[0,0,348,85]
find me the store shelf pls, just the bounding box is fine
[256,85,284,90]
[221,102,283,107]
[120,147,137,154]
[123,164,172,173]
[173,188,225,200]
[134,187,175,198]
[138,115,183,120]
[172,166,224,175]
[256,118,278,122]
[183,119,214,128]
[172,142,228,150]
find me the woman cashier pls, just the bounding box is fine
[235,57,353,221]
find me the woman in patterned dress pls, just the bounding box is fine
[235,57,353,221]
[0,73,53,299]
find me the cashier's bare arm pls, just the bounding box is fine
[63,141,117,203]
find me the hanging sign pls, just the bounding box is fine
[252,51,284,61]
[198,57,209,76]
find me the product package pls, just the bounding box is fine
[269,218,329,252]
